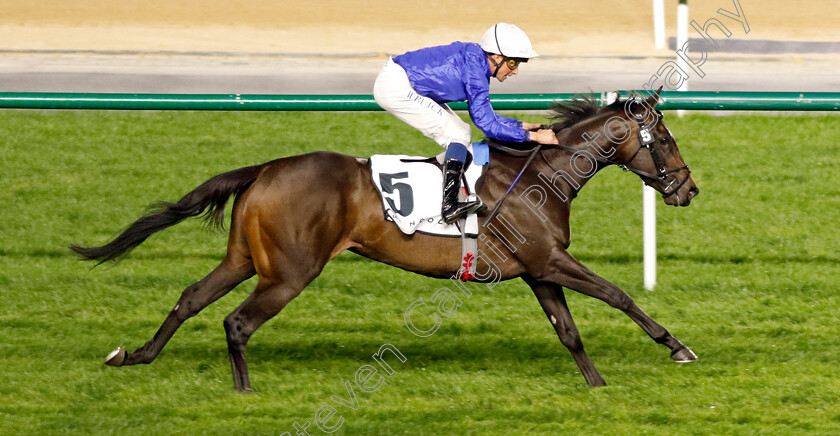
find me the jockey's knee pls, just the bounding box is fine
[444,142,469,163]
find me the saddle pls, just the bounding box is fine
[369,142,490,280]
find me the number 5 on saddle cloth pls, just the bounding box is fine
[369,142,490,280]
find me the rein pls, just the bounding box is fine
[485,141,541,157]
[483,143,542,224]
[621,140,691,199]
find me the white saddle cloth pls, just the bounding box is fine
[369,154,484,236]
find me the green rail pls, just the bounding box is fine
[0,91,838,111]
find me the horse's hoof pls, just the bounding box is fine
[671,347,698,363]
[105,347,127,366]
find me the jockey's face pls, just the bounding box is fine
[489,54,520,82]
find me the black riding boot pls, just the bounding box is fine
[441,158,483,224]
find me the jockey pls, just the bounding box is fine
[374,23,559,224]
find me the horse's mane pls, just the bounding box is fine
[485,96,621,153]
[549,96,618,130]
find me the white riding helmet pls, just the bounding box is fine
[479,23,539,59]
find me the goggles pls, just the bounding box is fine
[505,57,528,69]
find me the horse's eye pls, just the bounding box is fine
[660,137,668,144]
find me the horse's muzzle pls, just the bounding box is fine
[664,178,699,207]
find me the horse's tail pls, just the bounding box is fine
[70,164,265,265]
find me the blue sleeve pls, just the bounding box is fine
[462,51,528,143]
[497,116,523,128]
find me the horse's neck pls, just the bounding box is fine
[533,149,606,204]
[483,113,621,206]
[481,149,603,210]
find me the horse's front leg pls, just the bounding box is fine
[535,249,697,363]
[522,275,606,387]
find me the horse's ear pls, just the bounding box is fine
[605,91,621,105]
[644,86,663,108]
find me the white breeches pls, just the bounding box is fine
[373,58,471,148]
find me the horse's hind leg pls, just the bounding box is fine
[223,278,307,391]
[106,256,255,366]
[523,276,606,387]
[541,251,697,363]
[223,252,329,391]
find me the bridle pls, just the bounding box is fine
[619,110,691,199]
[484,107,692,223]
[536,110,691,200]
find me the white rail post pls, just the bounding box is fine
[653,0,666,49]
[643,184,657,290]
[645,0,688,289]
[676,0,689,116]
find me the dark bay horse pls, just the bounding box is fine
[72,90,699,390]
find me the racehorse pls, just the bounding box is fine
[71,89,699,391]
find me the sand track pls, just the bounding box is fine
[0,1,836,56]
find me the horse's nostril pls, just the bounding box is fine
[688,187,699,198]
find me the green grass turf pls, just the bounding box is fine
[1,110,839,435]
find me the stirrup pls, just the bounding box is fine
[462,194,485,215]
[443,195,484,224]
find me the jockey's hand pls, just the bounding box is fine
[522,122,549,131]
[529,128,559,145]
